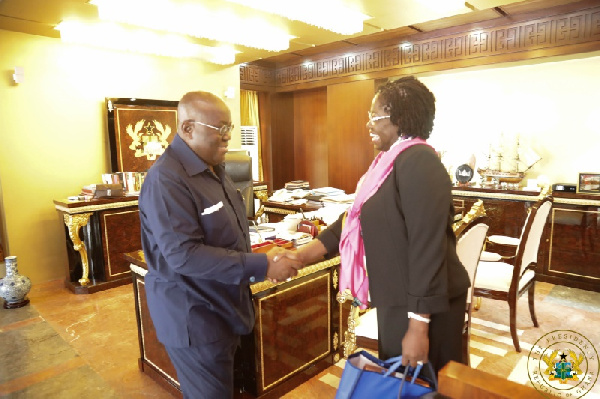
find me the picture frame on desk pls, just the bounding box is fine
[577,172,600,195]
[106,97,179,173]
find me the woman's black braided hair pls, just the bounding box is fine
[376,76,436,140]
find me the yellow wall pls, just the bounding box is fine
[418,51,600,185]
[0,29,241,283]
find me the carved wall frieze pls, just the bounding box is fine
[240,6,600,89]
[240,63,276,88]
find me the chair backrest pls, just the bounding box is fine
[224,151,255,218]
[513,196,553,280]
[456,222,490,303]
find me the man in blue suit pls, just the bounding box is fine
[139,91,300,398]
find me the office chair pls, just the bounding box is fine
[224,151,255,219]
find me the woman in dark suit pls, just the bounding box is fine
[296,76,470,373]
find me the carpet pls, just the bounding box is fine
[284,282,600,398]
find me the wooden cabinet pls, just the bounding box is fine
[126,251,349,398]
[540,194,600,292]
[452,188,538,238]
[54,197,141,294]
[452,188,600,292]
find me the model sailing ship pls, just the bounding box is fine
[478,135,541,185]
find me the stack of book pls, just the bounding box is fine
[304,194,326,207]
[285,180,310,190]
[80,184,124,198]
[80,185,97,197]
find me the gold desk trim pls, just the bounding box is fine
[553,197,600,206]
[452,190,539,202]
[55,199,139,214]
[250,256,340,294]
[337,290,357,359]
[263,206,297,216]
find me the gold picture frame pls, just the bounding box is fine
[577,173,600,195]
[106,98,178,172]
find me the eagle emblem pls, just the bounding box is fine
[126,119,171,160]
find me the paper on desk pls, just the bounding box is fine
[285,203,350,226]
[313,187,345,196]
[277,230,313,246]
[268,188,310,203]
[321,193,355,204]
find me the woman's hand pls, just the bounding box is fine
[401,317,430,368]
[294,239,328,267]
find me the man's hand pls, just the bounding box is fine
[266,248,302,282]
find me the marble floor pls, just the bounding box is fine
[1,280,600,398]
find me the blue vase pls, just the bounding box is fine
[0,256,31,309]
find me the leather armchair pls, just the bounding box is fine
[224,151,254,219]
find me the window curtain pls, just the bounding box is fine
[240,90,263,181]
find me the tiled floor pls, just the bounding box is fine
[1,280,600,398]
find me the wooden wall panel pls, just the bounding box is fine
[327,80,377,194]
[258,91,273,188]
[293,88,328,189]
[272,93,295,190]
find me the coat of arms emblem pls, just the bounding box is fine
[126,119,171,160]
[528,330,599,398]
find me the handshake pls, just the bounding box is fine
[265,247,304,283]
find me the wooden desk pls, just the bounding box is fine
[439,361,558,398]
[126,250,350,398]
[54,197,141,294]
[261,201,321,223]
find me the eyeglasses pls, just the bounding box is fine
[192,121,234,136]
[367,112,390,124]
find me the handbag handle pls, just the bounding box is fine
[382,356,438,398]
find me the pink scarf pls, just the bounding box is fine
[339,138,431,309]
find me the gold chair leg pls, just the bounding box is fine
[474,296,482,311]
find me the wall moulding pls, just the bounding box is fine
[241,4,600,91]
[239,63,276,89]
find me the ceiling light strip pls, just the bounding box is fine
[56,20,236,64]
[91,0,291,51]
[224,0,370,35]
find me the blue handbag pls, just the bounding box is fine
[335,351,437,399]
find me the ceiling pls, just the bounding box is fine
[0,0,587,65]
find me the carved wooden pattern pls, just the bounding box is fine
[241,6,600,89]
[240,64,276,87]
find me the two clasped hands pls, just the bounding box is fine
[265,247,304,283]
